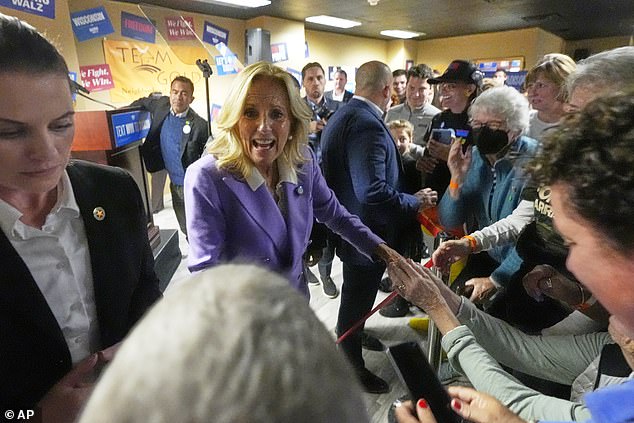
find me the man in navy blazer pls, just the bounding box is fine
[1,160,162,411]
[131,76,209,235]
[322,61,434,393]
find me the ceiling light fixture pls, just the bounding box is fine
[380,29,424,39]
[368,0,380,5]
[305,15,362,29]
[211,0,271,8]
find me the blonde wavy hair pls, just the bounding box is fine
[208,62,312,179]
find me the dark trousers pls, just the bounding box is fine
[336,261,385,369]
[170,182,187,237]
[317,240,335,280]
[150,169,167,213]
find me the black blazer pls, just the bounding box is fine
[130,95,209,173]
[0,160,162,409]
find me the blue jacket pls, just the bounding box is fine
[321,98,420,265]
[541,379,634,423]
[438,135,537,286]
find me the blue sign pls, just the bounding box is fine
[0,0,55,19]
[70,6,114,42]
[214,54,238,76]
[110,110,151,149]
[121,11,156,43]
[203,21,229,46]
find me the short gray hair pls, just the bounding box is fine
[469,86,530,134]
[79,264,368,423]
[567,46,634,96]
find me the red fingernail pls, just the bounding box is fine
[451,399,462,411]
[418,399,428,409]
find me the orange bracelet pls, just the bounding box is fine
[449,180,460,190]
[462,235,477,251]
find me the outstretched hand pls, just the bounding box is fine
[394,386,527,423]
[432,238,472,274]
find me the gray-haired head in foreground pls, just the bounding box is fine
[567,46,634,97]
[78,264,368,423]
[468,85,530,134]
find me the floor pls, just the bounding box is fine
[154,194,430,423]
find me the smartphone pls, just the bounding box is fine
[455,128,473,152]
[387,341,463,423]
[431,128,455,145]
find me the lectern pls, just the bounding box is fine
[72,109,180,291]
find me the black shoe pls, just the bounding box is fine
[378,276,393,293]
[361,331,385,351]
[321,276,339,299]
[305,267,320,286]
[356,367,390,394]
[379,295,410,318]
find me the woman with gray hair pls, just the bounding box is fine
[436,86,535,309]
[78,264,369,423]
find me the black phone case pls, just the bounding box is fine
[387,341,463,423]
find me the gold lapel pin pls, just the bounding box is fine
[93,207,106,221]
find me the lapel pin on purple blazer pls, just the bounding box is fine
[295,186,304,195]
[93,207,106,221]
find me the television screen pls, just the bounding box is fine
[109,109,151,149]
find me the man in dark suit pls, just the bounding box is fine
[324,69,354,104]
[131,76,209,236]
[1,160,162,414]
[321,61,433,393]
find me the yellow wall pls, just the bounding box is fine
[564,36,632,58]
[386,39,418,71]
[416,27,565,72]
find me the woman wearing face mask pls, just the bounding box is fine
[436,86,536,308]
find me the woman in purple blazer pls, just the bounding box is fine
[185,62,400,297]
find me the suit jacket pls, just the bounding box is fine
[321,98,420,265]
[130,95,209,173]
[184,149,383,296]
[0,160,162,409]
[325,89,354,103]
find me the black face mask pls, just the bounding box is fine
[472,126,509,155]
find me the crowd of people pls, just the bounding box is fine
[2,10,634,423]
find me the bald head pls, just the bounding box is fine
[355,61,392,111]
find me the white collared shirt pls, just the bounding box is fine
[0,171,99,364]
[244,160,298,219]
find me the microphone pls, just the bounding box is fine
[70,79,91,95]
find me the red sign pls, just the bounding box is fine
[165,16,196,41]
[79,64,114,92]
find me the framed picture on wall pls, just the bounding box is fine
[474,56,524,72]
[405,60,414,70]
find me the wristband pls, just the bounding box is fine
[462,235,477,251]
[449,179,460,190]
[573,284,597,311]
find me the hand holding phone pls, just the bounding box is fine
[388,341,463,423]
[431,128,455,145]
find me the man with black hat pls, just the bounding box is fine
[418,60,482,199]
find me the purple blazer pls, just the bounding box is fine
[184,149,384,296]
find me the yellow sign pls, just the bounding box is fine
[103,39,210,103]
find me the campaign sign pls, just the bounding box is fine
[110,110,151,149]
[165,16,196,41]
[0,0,55,19]
[214,54,238,76]
[71,6,114,42]
[271,43,288,63]
[80,64,114,92]
[203,21,228,46]
[121,11,155,43]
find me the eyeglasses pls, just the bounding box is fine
[470,120,506,131]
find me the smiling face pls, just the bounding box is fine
[392,74,407,98]
[0,72,74,203]
[238,76,292,176]
[551,183,634,338]
[439,81,473,113]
